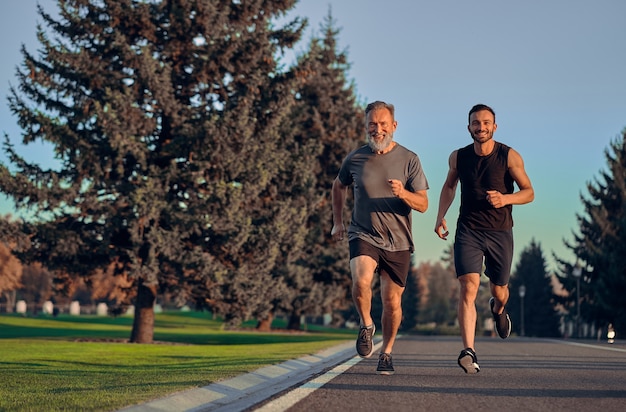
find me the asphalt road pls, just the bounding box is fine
[252,335,626,412]
[123,335,626,412]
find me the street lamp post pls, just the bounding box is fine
[572,265,582,338]
[519,285,526,336]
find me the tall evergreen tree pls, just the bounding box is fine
[563,132,626,334]
[508,240,561,337]
[265,11,364,329]
[0,0,306,341]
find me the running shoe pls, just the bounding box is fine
[458,348,480,374]
[356,324,375,358]
[377,353,395,375]
[490,297,512,339]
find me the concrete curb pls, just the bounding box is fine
[119,339,371,412]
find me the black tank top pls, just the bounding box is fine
[457,141,514,230]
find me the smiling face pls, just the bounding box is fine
[366,107,397,153]
[468,109,497,144]
[467,110,498,143]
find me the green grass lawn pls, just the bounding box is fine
[0,312,352,411]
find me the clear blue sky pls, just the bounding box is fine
[2,0,626,272]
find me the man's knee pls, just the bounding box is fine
[381,282,404,309]
[381,289,401,305]
[490,283,509,303]
[459,274,480,298]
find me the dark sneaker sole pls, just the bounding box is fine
[377,369,395,376]
[458,353,480,374]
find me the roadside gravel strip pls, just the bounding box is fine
[120,339,382,412]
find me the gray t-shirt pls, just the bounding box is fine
[338,143,429,252]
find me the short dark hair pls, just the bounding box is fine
[468,104,495,123]
[366,101,395,119]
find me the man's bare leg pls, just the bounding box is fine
[379,275,405,354]
[350,255,377,327]
[458,273,481,350]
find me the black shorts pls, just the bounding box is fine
[453,222,513,286]
[349,239,411,287]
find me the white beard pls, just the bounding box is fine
[368,132,393,152]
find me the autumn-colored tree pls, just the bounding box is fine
[400,257,421,331]
[416,261,457,326]
[19,262,53,314]
[0,215,28,313]
[0,241,22,313]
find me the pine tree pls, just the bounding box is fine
[508,240,561,337]
[264,11,364,329]
[0,0,306,341]
[564,132,626,334]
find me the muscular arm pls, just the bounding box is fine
[434,151,459,240]
[507,148,534,204]
[486,148,534,208]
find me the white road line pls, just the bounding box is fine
[551,339,626,353]
[254,341,383,412]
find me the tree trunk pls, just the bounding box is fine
[130,281,156,343]
[256,313,273,332]
[3,291,16,313]
[287,313,302,330]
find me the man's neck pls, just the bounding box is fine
[473,139,495,156]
